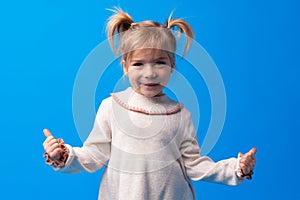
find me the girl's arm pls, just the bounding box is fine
[179,109,256,186]
[42,98,112,174]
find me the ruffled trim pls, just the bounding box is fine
[111,88,182,115]
[236,168,253,180]
[43,138,69,168]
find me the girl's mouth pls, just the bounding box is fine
[144,83,159,87]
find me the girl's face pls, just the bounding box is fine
[123,49,173,97]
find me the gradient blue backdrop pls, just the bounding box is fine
[1,0,299,199]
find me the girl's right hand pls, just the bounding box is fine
[43,129,63,161]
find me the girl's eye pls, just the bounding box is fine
[155,61,166,65]
[132,62,143,67]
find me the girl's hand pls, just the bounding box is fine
[237,148,257,180]
[43,129,64,161]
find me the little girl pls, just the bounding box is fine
[43,8,256,200]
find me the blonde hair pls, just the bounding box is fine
[106,8,194,68]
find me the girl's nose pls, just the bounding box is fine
[144,64,157,79]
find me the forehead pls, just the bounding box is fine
[130,49,169,61]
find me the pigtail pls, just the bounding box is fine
[165,13,194,55]
[106,8,134,54]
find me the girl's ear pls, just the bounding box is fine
[122,60,128,75]
[123,67,128,75]
[171,67,174,73]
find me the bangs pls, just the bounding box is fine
[120,27,176,56]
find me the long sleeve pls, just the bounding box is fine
[55,98,112,174]
[179,109,244,186]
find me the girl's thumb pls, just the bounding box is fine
[249,147,257,155]
[43,128,53,138]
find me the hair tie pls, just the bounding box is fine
[162,21,169,28]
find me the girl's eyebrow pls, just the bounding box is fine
[130,59,144,62]
[130,56,168,62]
[153,56,168,61]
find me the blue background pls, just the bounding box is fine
[1,0,299,199]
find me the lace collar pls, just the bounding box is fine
[111,87,182,115]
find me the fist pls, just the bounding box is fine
[237,148,257,180]
[43,129,64,160]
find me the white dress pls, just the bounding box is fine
[57,87,243,200]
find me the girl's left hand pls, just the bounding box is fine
[237,148,257,180]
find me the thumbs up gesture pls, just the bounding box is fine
[237,148,257,180]
[43,129,68,167]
